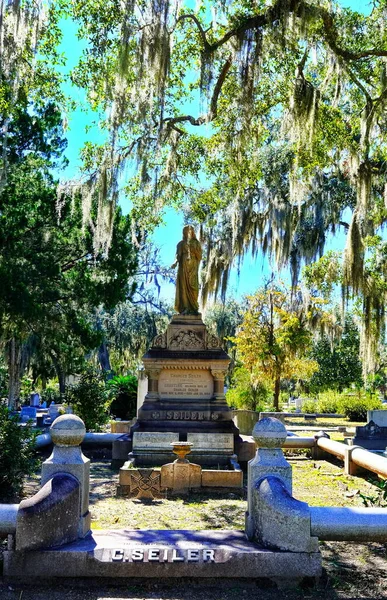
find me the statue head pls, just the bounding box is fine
[183,225,196,240]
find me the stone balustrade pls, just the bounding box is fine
[248,417,387,547]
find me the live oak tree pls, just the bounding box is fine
[232,288,318,411]
[54,0,387,377]
[3,1,387,376]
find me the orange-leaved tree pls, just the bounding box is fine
[233,288,319,411]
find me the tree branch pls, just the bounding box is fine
[163,56,233,130]
[174,14,211,52]
[176,1,387,60]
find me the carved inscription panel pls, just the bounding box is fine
[158,369,213,400]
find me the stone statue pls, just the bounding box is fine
[171,225,202,314]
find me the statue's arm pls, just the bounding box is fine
[171,242,182,268]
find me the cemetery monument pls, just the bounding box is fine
[129,226,240,466]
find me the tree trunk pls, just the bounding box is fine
[50,352,66,397]
[98,341,113,378]
[274,376,281,412]
[7,338,22,410]
[58,370,66,396]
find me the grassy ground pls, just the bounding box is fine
[88,453,379,531]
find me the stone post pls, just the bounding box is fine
[144,368,161,401]
[312,431,330,460]
[245,417,292,539]
[41,414,91,537]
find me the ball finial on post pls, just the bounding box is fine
[50,414,86,447]
[252,417,287,449]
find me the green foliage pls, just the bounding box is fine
[20,377,34,402]
[309,317,363,393]
[301,399,317,414]
[226,366,270,412]
[0,406,38,501]
[98,301,169,374]
[40,383,62,405]
[107,374,137,420]
[0,98,138,406]
[337,392,382,422]
[233,287,318,410]
[316,391,339,414]
[360,479,387,508]
[66,370,111,431]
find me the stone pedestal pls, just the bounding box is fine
[131,314,240,466]
[41,415,91,538]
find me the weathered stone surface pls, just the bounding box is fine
[159,369,213,400]
[133,432,177,450]
[134,313,240,467]
[111,420,134,434]
[20,406,37,423]
[112,434,132,468]
[4,529,322,583]
[50,414,86,447]
[187,433,234,453]
[367,410,387,427]
[42,414,90,537]
[0,504,18,535]
[16,474,80,551]
[201,469,243,488]
[253,417,287,449]
[253,476,318,553]
[161,461,201,493]
[246,418,292,540]
[118,467,164,499]
[352,420,387,450]
[233,410,260,435]
[236,437,255,463]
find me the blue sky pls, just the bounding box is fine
[57,0,370,305]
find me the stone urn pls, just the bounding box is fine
[171,442,193,463]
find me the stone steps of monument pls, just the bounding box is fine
[4,529,321,583]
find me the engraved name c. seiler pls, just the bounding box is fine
[110,547,217,563]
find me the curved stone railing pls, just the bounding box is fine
[248,418,387,549]
[1,414,91,545]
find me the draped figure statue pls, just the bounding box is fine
[171,226,202,315]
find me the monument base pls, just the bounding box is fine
[4,529,322,586]
[130,431,237,467]
[134,313,241,467]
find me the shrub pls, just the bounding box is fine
[40,383,62,405]
[107,374,137,420]
[316,391,339,414]
[226,367,270,412]
[301,398,317,413]
[0,405,38,501]
[66,369,111,431]
[337,392,382,422]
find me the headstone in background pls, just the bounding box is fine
[351,420,387,450]
[30,392,40,407]
[20,406,37,423]
[367,409,387,427]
